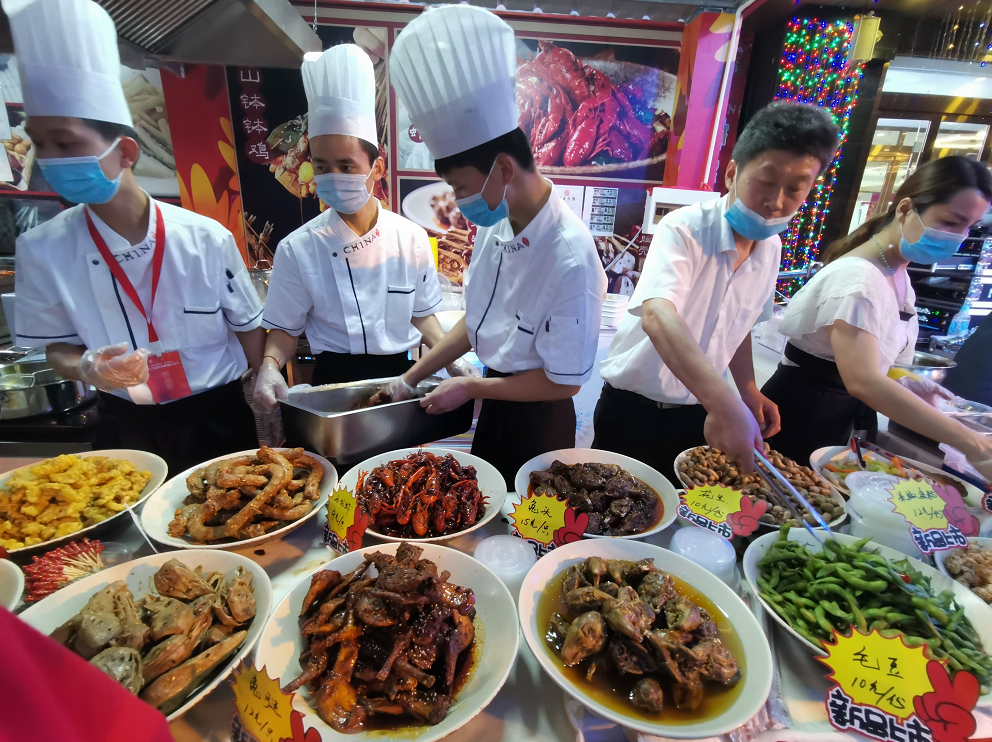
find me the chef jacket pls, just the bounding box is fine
[262,203,442,355]
[600,194,779,405]
[464,183,606,385]
[14,198,264,403]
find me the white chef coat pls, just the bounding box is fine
[600,194,779,404]
[779,256,918,372]
[464,183,606,385]
[14,198,264,402]
[262,203,442,355]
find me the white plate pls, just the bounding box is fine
[140,449,337,550]
[253,542,517,742]
[674,447,847,530]
[935,536,992,585]
[19,549,272,720]
[514,448,678,540]
[743,530,992,675]
[401,181,456,232]
[518,538,772,738]
[1,450,168,557]
[0,558,24,610]
[339,448,506,543]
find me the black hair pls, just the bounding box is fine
[434,128,535,177]
[732,101,840,175]
[80,118,141,164]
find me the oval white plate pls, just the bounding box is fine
[513,448,677,540]
[339,448,506,543]
[0,558,24,610]
[254,542,517,742]
[20,549,272,720]
[140,449,337,550]
[519,538,772,738]
[743,529,992,680]
[935,536,992,586]
[401,181,455,232]
[674,447,846,529]
[1,449,168,557]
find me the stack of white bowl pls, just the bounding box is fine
[601,293,630,328]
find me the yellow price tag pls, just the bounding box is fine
[326,486,358,541]
[681,483,743,524]
[510,491,570,545]
[230,662,295,742]
[888,480,948,531]
[819,629,935,721]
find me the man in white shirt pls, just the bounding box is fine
[596,102,840,477]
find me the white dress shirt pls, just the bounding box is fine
[600,194,780,404]
[464,183,606,385]
[14,198,264,403]
[262,203,442,355]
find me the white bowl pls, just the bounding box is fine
[338,447,506,543]
[140,449,337,550]
[0,558,24,610]
[253,542,518,742]
[19,549,272,720]
[1,449,168,557]
[743,529,992,675]
[935,536,992,583]
[514,448,678,540]
[518,538,772,738]
[674,447,847,530]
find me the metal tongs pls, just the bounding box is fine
[753,447,834,544]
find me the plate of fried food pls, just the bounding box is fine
[0,450,168,557]
[519,538,772,738]
[253,541,517,741]
[339,448,506,543]
[19,551,271,720]
[140,447,336,549]
[936,537,992,605]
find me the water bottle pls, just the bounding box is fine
[948,301,972,336]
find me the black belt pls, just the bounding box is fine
[602,383,688,409]
[783,343,847,391]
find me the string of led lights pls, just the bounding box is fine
[775,18,864,296]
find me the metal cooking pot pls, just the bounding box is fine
[0,360,96,420]
[892,351,957,384]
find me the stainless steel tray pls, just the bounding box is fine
[0,360,96,420]
[279,376,473,468]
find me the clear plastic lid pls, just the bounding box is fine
[669,526,736,583]
[474,535,537,578]
[845,471,906,523]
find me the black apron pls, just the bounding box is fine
[761,343,877,465]
[95,379,258,476]
[311,351,413,386]
[471,369,576,489]
[591,383,708,487]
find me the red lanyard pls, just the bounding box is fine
[85,204,166,344]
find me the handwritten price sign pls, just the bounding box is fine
[677,484,767,539]
[509,491,587,557]
[230,663,294,742]
[886,480,976,554]
[323,486,369,555]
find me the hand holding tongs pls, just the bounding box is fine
[752,446,834,544]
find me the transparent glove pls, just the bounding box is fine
[445,358,481,378]
[77,343,149,392]
[369,375,417,406]
[897,375,962,410]
[252,359,289,412]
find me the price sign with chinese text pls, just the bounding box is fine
[230,663,294,742]
[677,484,767,539]
[509,491,587,557]
[323,485,369,555]
[886,480,975,554]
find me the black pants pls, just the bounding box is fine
[591,383,708,487]
[96,379,258,476]
[761,343,877,466]
[312,351,413,386]
[471,369,576,489]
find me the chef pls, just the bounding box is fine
[253,44,471,411]
[383,5,607,486]
[7,0,265,474]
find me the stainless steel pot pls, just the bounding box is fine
[0,360,96,419]
[892,351,957,383]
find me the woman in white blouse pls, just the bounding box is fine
[761,157,992,480]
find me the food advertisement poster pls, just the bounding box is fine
[398,177,475,289]
[396,38,678,183]
[123,67,179,198]
[595,186,651,296]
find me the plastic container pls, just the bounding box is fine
[474,535,537,603]
[845,471,921,557]
[669,526,739,590]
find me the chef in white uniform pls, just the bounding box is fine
[253,44,467,411]
[383,6,606,486]
[7,0,265,474]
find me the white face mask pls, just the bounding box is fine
[314,170,373,214]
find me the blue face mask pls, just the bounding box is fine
[455,161,508,228]
[898,211,965,264]
[724,173,796,241]
[37,138,123,204]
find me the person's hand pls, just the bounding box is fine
[420,377,476,415]
[445,357,481,378]
[960,434,992,484]
[739,383,781,437]
[77,343,149,391]
[897,375,960,409]
[369,375,417,406]
[252,359,288,412]
[702,393,763,472]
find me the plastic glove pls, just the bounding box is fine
[252,359,289,412]
[897,375,961,409]
[445,357,481,378]
[77,343,149,391]
[368,375,417,406]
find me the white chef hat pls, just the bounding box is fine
[2,0,132,127]
[391,6,519,160]
[302,44,378,147]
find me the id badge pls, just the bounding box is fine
[146,351,193,404]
